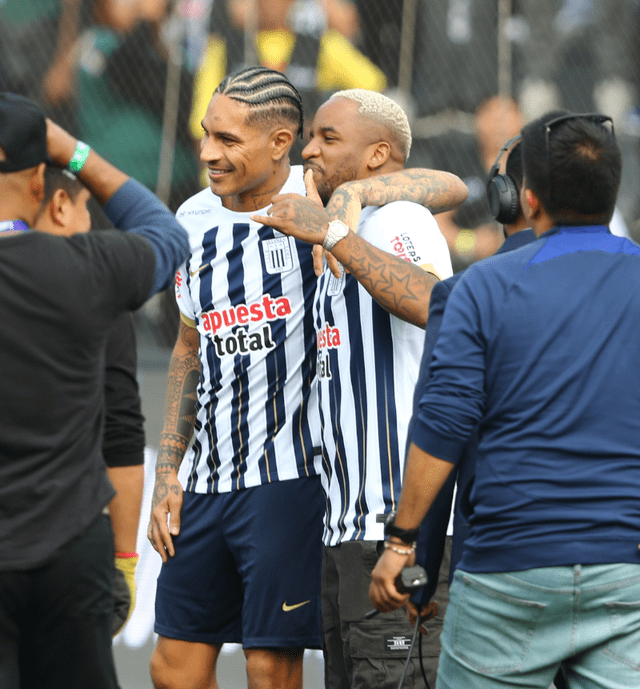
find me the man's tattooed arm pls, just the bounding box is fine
[320,170,465,326]
[148,319,201,561]
[252,169,466,326]
[331,231,439,327]
[325,168,468,222]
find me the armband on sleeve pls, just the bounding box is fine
[180,313,196,329]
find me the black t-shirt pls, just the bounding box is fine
[0,228,154,570]
[103,312,145,468]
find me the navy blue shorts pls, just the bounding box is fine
[154,476,323,648]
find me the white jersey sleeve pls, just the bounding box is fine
[357,201,453,281]
[174,262,195,323]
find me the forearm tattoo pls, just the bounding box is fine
[156,325,200,475]
[341,232,439,326]
[285,196,329,240]
[332,169,468,216]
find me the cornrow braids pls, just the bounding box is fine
[215,66,304,138]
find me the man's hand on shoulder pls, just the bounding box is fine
[253,170,347,278]
[251,169,331,245]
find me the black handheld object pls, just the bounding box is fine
[486,133,521,224]
[364,565,428,619]
[396,565,428,594]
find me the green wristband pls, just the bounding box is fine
[68,141,91,173]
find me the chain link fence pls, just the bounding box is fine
[3,3,638,681]
[2,0,639,348]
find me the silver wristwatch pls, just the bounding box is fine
[322,219,350,251]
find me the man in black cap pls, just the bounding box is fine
[0,92,189,689]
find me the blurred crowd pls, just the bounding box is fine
[2,0,639,272]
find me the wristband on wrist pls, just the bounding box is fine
[384,512,420,545]
[68,141,91,173]
[115,552,139,559]
[383,540,415,556]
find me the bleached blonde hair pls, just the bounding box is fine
[330,89,412,161]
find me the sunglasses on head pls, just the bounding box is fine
[545,112,614,147]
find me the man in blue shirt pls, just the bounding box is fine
[402,137,539,686]
[370,111,640,689]
[410,139,534,600]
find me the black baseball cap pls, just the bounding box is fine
[0,92,50,173]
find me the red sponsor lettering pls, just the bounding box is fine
[317,324,341,349]
[236,304,249,325]
[390,235,419,263]
[201,294,292,335]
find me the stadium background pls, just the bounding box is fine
[2,0,639,686]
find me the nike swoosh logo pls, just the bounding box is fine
[282,600,310,612]
[189,264,210,277]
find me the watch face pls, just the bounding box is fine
[323,219,350,252]
[330,220,349,237]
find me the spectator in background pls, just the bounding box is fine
[432,95,524,271]
[189,0,386,164]
[0,0,80,130]
[517,0,636,121]
[232,0,361,41]
[33,166,146,636]
[41,0,85,130]
[42,0,201,212]
[0,0,61,94]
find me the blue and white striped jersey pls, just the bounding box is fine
[174,166,321,494]
[314,201,453,546]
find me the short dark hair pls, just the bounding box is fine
[215,66,304,138]
[42,167,84,206]
[521,110,621,225]
[505,140,523,194]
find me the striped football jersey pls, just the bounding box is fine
[174,166,321,493]
[314,201,453,545]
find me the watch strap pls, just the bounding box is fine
[384,513,420,544]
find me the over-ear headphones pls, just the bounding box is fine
[486,134,521,225]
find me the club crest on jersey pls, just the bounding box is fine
[262,237,294,274]
[316,324,341,379]
[200,294,292,357]
[326,271,344,297]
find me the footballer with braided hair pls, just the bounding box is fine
[148,66,319,689]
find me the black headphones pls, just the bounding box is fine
[486,134,521,225]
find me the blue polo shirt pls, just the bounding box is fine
[412,225,640,573]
